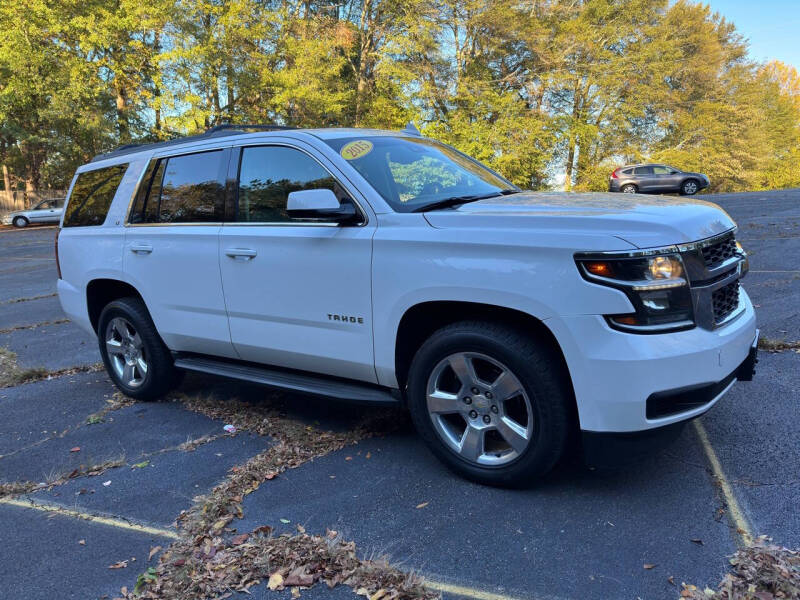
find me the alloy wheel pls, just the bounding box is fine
[684,181,698,194]
[425,352,534,466]
[105,316,148,388]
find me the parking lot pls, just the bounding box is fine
[1,189,798,600]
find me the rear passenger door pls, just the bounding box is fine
[124,148,237,358]
[218,143,377,383]
[633,165,656,191]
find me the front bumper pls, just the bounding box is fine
[581,334,757,466]
[546,287,757,433]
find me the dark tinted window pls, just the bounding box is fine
[129,151,225,224]
[622,168,633,175]
[63,164,128,227]
[237,146,346,222]
[633,166,653,175]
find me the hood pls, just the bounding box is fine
[422,192,735,249]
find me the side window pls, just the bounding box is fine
[129,151,225,224]
[237,146,347,223]
[63,164,129,227]
[652,166,671,175]
[633,166,652,175]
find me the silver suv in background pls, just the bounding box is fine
[3,198,65,227]
[609,164,710,195]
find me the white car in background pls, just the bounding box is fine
[3,198,65,227]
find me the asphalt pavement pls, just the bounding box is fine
[0,190,798,600]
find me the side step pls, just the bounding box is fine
[173,355,399,405]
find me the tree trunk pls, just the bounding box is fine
[2,163,13,207]
[116,84,130,143]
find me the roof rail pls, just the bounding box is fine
[90,123,297,163]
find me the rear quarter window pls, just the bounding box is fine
[62,164,129,227]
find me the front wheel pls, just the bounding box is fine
[12,216,29,228]
[680,179,699,195]
[621,184,637,194]
[406,321,572,486]
[97,297,178,401]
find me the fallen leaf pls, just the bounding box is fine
[643,564,656,570]
[148,546,161,561]
[109,560,128,569]
[231,534,249,545]
[254,525,273,536]
[280,518,291,524]
[78,539,86,545]
[690,538,703,545]
[102,480,111,487]
[267,572,284,590]
[416,502,429,509]
[291,587,301,599]
[296,524,305,533]
[132,461,150,469]
[370,590,388,600]
[70,447,81,453]
[667,576,675,586]
[345,456,352,461]
[365,452,371,459]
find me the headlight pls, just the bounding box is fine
[576,252,694,333]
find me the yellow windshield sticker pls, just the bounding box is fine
[340,140,373,160]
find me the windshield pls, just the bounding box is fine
[323,135,516,212]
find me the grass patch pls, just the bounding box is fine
[85,391,135,424]
[0,346,103,388]
[0,456,126,499]
[0,318,69,335]
[758,337,800,353]
[681,538,799,598]
[0,347,48,387]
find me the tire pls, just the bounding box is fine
[97,296,178,401]
[621,184,637,194]
[406,321,573,487]
[12,216,29,228]
[680,179,699,195]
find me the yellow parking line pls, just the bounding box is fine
[0,496,180,539]
[2,497,539,599]
[424,579,535,600]
[692,420,753,546]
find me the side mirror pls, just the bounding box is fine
[286,189,359,224]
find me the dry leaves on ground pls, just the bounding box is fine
[681,538,800,599]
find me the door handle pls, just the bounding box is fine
[225,248,257,261]
[130,243,153,254]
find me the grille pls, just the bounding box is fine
[702,235,737,268]
[712,280,740,323]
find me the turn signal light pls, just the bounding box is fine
[585,261,612,277]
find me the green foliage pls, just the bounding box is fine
[1,0,798,194]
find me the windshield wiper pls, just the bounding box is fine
[411,189,520,213]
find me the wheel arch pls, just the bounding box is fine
[86,278,145,333]
[394,301,574,396]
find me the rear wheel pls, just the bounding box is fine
[406,321,572,486]
[621,184,637,194]
[98,297,177,400]
[12,216,28,228]
[681,179,699,195]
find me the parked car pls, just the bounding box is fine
[3,198,65,227]
[55,125,757,486]
[609,164,709,195]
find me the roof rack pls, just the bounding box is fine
[90,124,297,163]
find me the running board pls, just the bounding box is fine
[173,356,399,405]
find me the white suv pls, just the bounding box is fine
[56,125,758,485]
